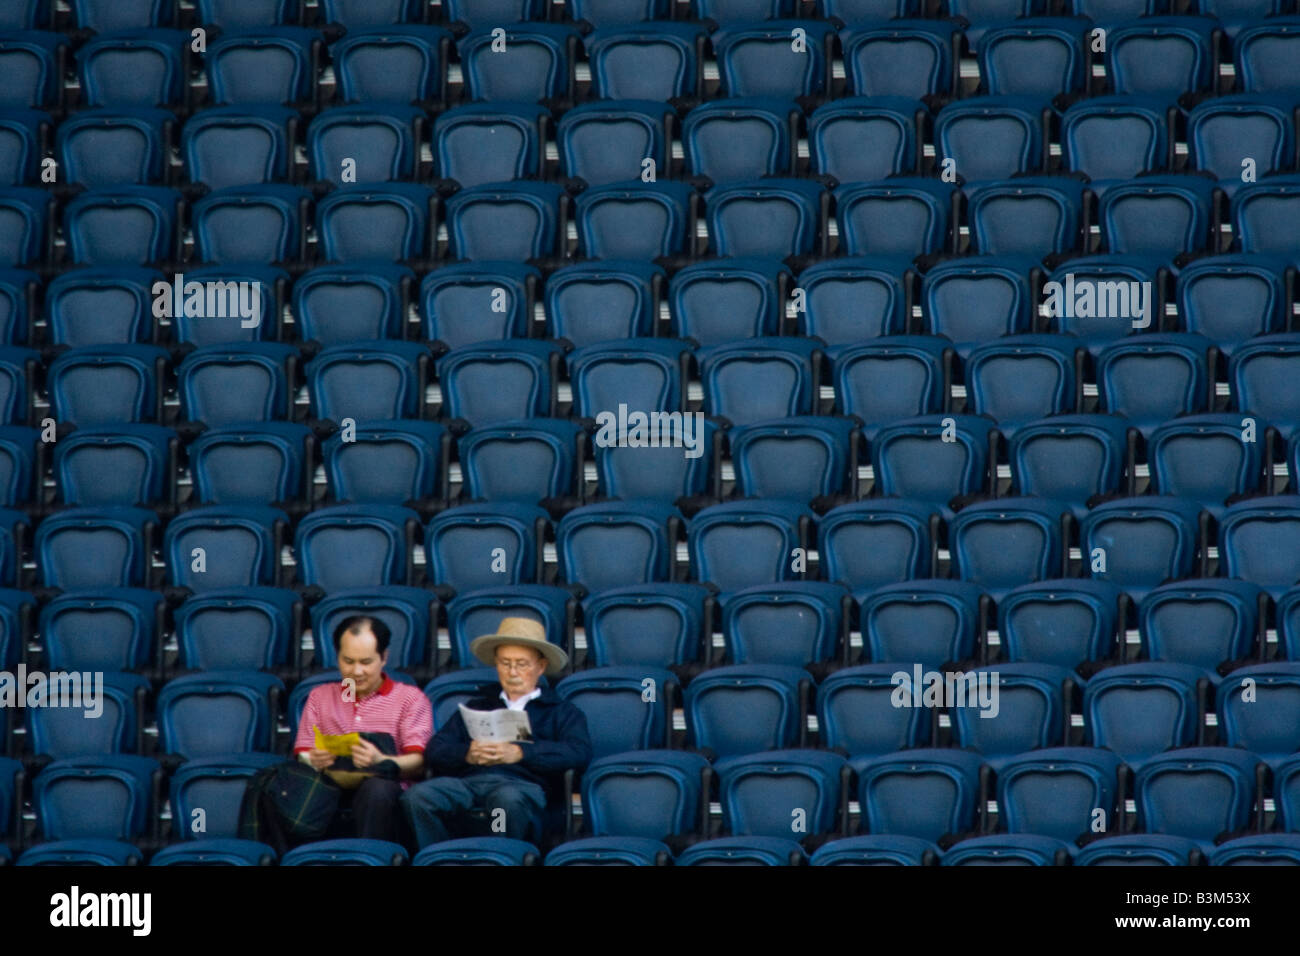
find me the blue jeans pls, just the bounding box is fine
[401,772,547,849]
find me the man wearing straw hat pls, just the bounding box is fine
[401,616,592,849]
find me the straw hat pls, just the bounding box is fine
[470,616,567,676]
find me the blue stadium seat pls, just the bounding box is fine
[76,30,186,107]
[852,748,985,841]
[1107,17,1219,96]
[1134,746,1260,843]
[834,178,954,256]
[425,502,547,593]
[35,506,152,589]
[831,336,950,425]
[63,185,180,265]
[0,588,33,671]
[434,104,548,189]
[0,32,66,110]
[206,28,320,106]
[966,176,1086,256]
[667,258,787,347]
[977,19,1091,97]
[996,747,1123,842]
[196,0,299,28]
[306,341,430,421]
[1007,414,1132,512]
[167,754,285,841]
[921,256,1037,359]
[25,671,149,759]
[1177,254,1292,351]
[281,839,409,865]
[177,343,297,425]
[1082,662,1211,763]
[817,664,932,758]
[869,415,996,513]
[593,416,718,503]
[1096,333,1213,435]
[1218,496,1300,596]
[156,670,283,758]
[56,108,171,187]
[436,340,562,425]
[1274,754,1300,830]
[1273,588,1300,660]
[963,334,1079,430]
[582,582,711,668]
[1148,414,1264,516]
[1061,96,1171,183]
[322,420,447,506]
[935,96,1047,183]
[458,418,581,504]
[44,266,159,347]
[568,0,668,25]
[320,0,426,25]
[683,98,798,182]
[0,187,50,267]
[189,423,310,508]
[580,751,709,838]
[309,585,436,673]
[858,580,983,666]
[716,749,846,838]
[420,261,538,347]
[151,839,277,865]
[566,338,686,412]
[705,179,824,259]
[330,27,450,105]
[683,664,809,757]
[72,0,173,30]
[1234,17,1300,93]
[412,837,540,865]
[1188,95,1295,188]
[39,589,159,672]
[18,839,144,865]
[0,109,46,186]
[446,0,549,26]
[712,21,832,98]
[997,579,1122,668]
[948,498,1070,597]
[949,663,1076,764]
[457,24,578,103]
[315,184,434,262]
[721,582,849,667]
[809,98,924,182]
[556,665,676,757]
[1210,834,1300,865]
[810,834,940,865]
[33,755,158,841]
[584,23,705,101]
[555,501,680,590]
[167,264,285,347]
[446,182,565,261]
[1075,834,1202,865]
[1217,663,1300,764]
[1068,0,1163,19]
[545,837,672,865]
[1232,175,1300,255]
[0,350,35,424]
[1042,253,1167,354]
[1099,175,1219,257]
[307,105,424,185]
[48,344,167,426]
[0,426,35,507]
[165,506,287,592]
[548,261,665,348]
[53,426,167,503]
[575,180,694,260]
[558,100,671,188]
[729,416,857,503]
[1230,335,1300,440]
[1081,496,1203,599]
[674,835,807,865]
[818,500,937,592]
[294,504,417,590]
[941,834,1073,865]
[445,584,573,669]
[687,500,812,592]
[192,184,307,265]
[0,269,34,344]
[174,587,299,671]
[697,337,821,427]
[841,21,961,98]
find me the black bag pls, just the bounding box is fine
[238,760,341,856]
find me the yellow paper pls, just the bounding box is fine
[314,725,361,756]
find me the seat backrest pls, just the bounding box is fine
[581,582,709,668]
[683,663,807,757]
[165,505,286,592]
[556,665,675,757]
[174,586,298,671]
[294,504,415,591]
[183,105,297,190]
[34,755,158,840]
[581,750,708,839]
[156,670,283,758]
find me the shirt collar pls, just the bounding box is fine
[500,687,542,710]
[358,673,395,701]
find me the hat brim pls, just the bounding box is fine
[470,634,568,676]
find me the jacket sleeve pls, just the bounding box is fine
[424,710,471,774]
[520,702,592,774]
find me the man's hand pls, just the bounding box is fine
[350,739,385,769]
[465,740,494,765]
[468,742,525,765]
[306,748,335,771]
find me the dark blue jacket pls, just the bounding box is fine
[424,683,592,792]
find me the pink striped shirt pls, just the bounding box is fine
[293,674,433,759]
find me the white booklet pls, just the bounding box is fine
[459,704,533,743]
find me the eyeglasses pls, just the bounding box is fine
[496,659,539,672]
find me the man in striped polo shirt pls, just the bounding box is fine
[294,615,433,845]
